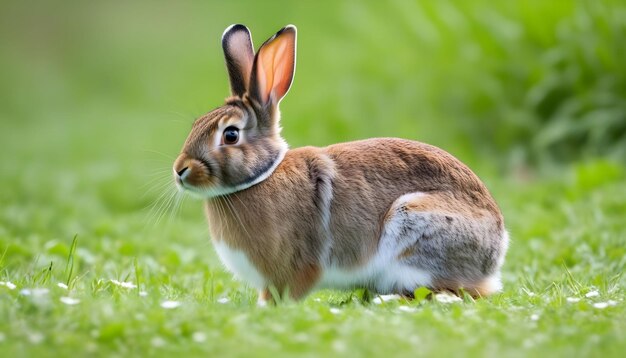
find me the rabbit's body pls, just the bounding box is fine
[205,138,506,299]
[173,24,508,301]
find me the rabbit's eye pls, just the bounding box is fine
[222,126,239,145]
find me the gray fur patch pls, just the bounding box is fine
[384,195,506,287]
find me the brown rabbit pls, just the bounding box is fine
[173,24,508,302]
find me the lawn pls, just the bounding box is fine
[1,1,625,357]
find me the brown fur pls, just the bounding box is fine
[173,24,507,301]
[205,148,327,296]
[384,190,504,296]
[196,138,502,299]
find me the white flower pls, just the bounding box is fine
[530,313,540,321]
[192,332,207,343]
[372,294,401,304]
[435,293,462,304]
[0,281,17,290]
[160,300,181,309]
[566,297,581,303]
[332,339,347,353]
[398,305,417,312]
[593,301,617,309]
[151,336,166,347]
[28,332,44,344]
[139,291,148,297]
[110,279,137,289]
[585,290,599,298]
[19,288,49,296]
[217,297,230,304]
[57,283,68,290]
[329,307,342,315]
[60,296,80,305]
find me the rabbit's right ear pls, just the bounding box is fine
[249,25,296,109]
[222,24,255,97]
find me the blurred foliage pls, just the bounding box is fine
[0,0,625,175]
[434,0,626,167]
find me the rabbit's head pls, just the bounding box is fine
[173,25,296,197]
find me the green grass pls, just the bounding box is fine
[1,0,625,356]
[0,163,624,356]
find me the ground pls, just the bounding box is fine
[0,156,624,356]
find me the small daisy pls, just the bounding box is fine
[372,294,401,304]
[0,281,16,290]
[192,332,207,343]
[160,300,182,309]
[57,283,69,290]
[329,307,342,315]
[398,305,417,312]
[28,332,44,344]
[60,296,80,305]
[593,301,617,309]
[585,290,599,298]
[20,288,49,296]
[435,293,462,304]
[110,280,137,289]
[566,297,581,303]
[151,336,166,347]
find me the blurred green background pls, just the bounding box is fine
[1,0,625,356]
[2,0,625,178]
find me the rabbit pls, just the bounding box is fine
[173,24,509,302]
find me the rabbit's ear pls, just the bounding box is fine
[222,24,255,97]
[250,25,296,108]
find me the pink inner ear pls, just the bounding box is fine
[256,51,270,104]
[255,30,295,105]
[272,41,291,101]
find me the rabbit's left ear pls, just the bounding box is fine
[222,24,255,97]
[250,25,297,108]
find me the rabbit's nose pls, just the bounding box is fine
[176,166,190,180]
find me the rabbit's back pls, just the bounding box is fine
[206,137,507,297]
[319,138,502,266]
[305,138,505,294]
